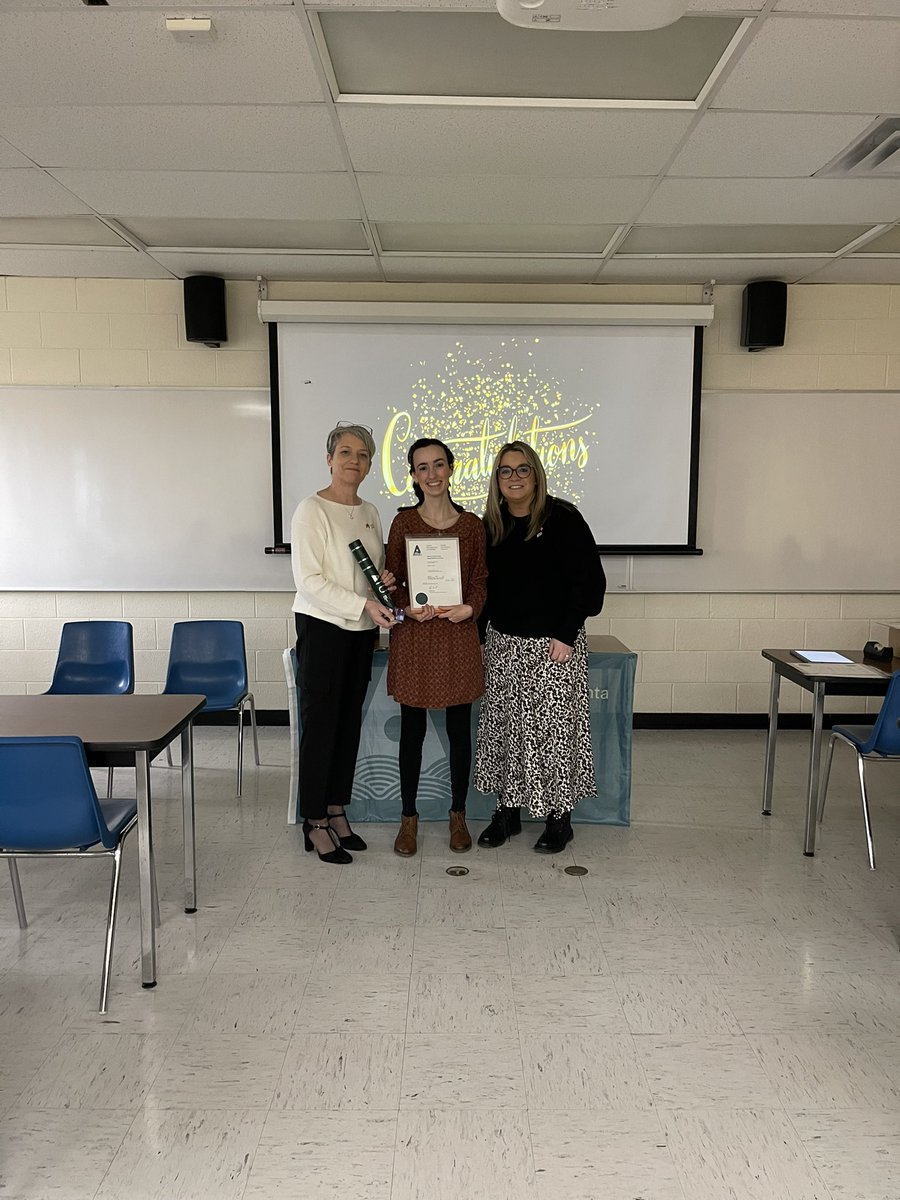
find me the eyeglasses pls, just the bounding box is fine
[497,464,532,480]
[336,420,373,434]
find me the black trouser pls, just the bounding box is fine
[295,613,376,822]
[399,703,472,817]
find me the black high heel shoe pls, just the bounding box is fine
[303,820,353,865]
[327,808,367,852]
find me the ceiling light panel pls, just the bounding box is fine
[381,257,602,283]
[376,221,618,254]
[0,216,130,246]
[854,225,900,254]
[0,247,170,279]
[148,251,382,282]
[599,256,834,284]
[640,178,900,226]
[620,224,873,254]
[121,217,369,251]
[320,12,741,101]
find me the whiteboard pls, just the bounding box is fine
[0,387,294,591]
[630,390,900,593]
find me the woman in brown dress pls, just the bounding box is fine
[385,438,487,856]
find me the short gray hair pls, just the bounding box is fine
[326,423,376,459]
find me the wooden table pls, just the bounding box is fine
[0,693,205,987]
[760,650,898,856]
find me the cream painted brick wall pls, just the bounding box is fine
[0,349,10,384]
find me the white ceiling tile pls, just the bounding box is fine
[0,247,171,278]
[774,0,900,14]
[0,216,130,247]
[338,106,693,178]
[148,251,382,281]
[712,16,900,113]
[46,171,361,221]
[0,106,345,173]
[669,112,875,177]
[0,11,324,106]
[0,169,90,217]
[381,257,601,282]
[119,217,369,252]
[376,221,618,253]
[598,256,834,283]
[640,178,900,224]
[358,175,654,223]
[0,136,31,168]
[798,257,900,283]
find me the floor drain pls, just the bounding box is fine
[446,865,469,877]
[564,865,588,877]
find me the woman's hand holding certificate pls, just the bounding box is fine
[405,536,463,609]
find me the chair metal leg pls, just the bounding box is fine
[817,734,836,824]
[856,753,876,871]
[107,766,114,799]
[236,701,245,796]
[100,845,123,1013]
[165,745,173,768]
[248,693,260,766]
[8,860,27,929]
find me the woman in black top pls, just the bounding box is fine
[474,440,606,853]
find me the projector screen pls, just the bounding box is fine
[274,321,701,552]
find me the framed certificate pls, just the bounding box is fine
[405,536,463,608]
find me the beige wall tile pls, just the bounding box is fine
[784,320,854,355]
[710,594,775,618]
[853,319,900,354]
[633,682,673,712]
[0,592,57,617]
[840,593,900,618]
[803,618,870,647]
[188,592,256,618]
[123,592,190,618]
[674,618,740,650]
[644,594,710,618]
[775,594,840,619]
[56,593,124,617]
[584,616,611,636]
[890,286,900,319]
[0,620,25,650]
[253,681,288,709]
[80,348,149,386]
[224,281,268,351]
[707,285,743,353]
[23,617,65,650]
[255,650,286,682]
[10,348,79,384]
[834,695,868,714]
[6,277,76,312]
[0,650,57,683]
[76,278,146,314]
[110,313,179,350]
[243,618,291,650]
[749,353,818,390]
[672,683,737,713]
[0,311,42,348]
[255,592,293,618]
[148,349,217,386]
[739,618,805,650]
[601,593,645,617]
[0,277,6,310]
[609,619,674,651]
[41,312,109,350]
[736,683,770,713]
[639,650,706,683]
[791,284,889,321]
[135,681,162,695]
[0,683,27,695]
[701,354,753,390]
[887,356,900,389]
[128,618,159,650]
[215,351,269,387]
[706,651,770,683]
[135,649,169,682]
[145,280,181,314]
[817,354,887,390]
[0,348,10,383]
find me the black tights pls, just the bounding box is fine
[400,703,472,817]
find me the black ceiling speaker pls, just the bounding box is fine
[740,280,787,352]
[183,276,227,348]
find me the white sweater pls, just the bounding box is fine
[291,494,386,631]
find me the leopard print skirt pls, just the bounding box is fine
[474,625,597,818]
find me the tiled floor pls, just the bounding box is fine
[1,727,899,1199]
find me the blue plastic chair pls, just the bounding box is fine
[162,621,259,795]
[46,620,135,798]
[0,736,139,1012]
[817,672,900,870]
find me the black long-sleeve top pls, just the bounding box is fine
[481,498,606,647]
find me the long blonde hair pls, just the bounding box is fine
[483,441,549,546]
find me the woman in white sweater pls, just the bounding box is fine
[291,422,396,864]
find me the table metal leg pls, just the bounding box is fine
[804,681,826,857]
[135,749,157,987]
[762,663,781,815]
[181,723,197,914]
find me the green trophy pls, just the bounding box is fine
[349,539,404,622]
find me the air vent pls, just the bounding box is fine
[816,118,900,179]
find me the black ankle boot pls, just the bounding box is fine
[477,806,522,848]
[534,812,573,855]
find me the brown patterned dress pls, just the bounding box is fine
[385,508,487,708]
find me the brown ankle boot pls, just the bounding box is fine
[394,814,418,857]
[449,810,472,853]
